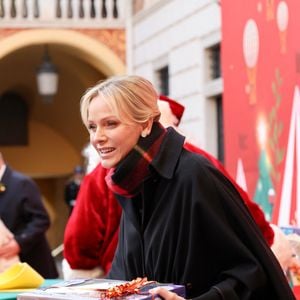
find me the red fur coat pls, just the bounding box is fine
[63,164,122,274]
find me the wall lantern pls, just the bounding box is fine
[36,45,59,103]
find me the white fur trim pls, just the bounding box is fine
[62,258,104,279]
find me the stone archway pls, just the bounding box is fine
[0,29,125,76]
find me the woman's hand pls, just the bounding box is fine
[149,287,185,300]
[0,238,20,258]
[0,220,13,246]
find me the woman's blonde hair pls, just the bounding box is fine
[80,75,161,127]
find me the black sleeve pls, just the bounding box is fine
[189,160,295,299]
[14,178,50,255]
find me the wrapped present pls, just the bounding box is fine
[17,278,185,300]
[280,226,300,236]
[0,262,44,290]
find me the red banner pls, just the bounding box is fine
[221,0,300,226]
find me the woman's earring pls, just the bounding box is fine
[141,132,147,138]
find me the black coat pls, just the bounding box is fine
[0,166,58,278]
[108,128,295,299]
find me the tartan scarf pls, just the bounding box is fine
[105,122,166,198]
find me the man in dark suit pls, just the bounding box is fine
[64,165,84,216]
[0,152,58,278]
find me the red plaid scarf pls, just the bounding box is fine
[105,122,166,198]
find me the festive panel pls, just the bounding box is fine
[221,0,300,226]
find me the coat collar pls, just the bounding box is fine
[151,127,185,179]
[115,127,186,233]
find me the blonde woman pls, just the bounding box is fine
[79,75,294,300]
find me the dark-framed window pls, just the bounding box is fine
[0,91,28,145]
[206,43,221,80]
[156,66,169,95]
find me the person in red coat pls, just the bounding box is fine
[63,94,274,279]
[63,160,122,278]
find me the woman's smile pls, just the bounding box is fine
[98,147,116,159]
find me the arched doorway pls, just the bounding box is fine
[0,28,125,250]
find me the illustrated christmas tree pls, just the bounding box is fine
[254,150,275,221]
[254,69,285,223]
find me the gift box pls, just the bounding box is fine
[17,278,186,300]
[280,226,300,236]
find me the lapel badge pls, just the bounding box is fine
[0,182,6,193]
